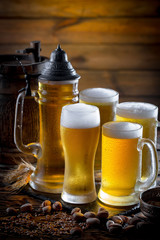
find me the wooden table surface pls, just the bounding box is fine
[0,152,160,240]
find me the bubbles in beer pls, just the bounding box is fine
[61,103,100,129]
[80,88,119,103]
[117,102,158,119]
[103,122,142,139]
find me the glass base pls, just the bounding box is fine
[61,190,97,204]
[29,174,64,193]
[98,188,139,206]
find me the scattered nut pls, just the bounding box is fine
[98,207,106,212]
[71,207,81,215]
[20,203,32,213]
[108,223,122,234]
[97,210,109,220]
[112,215,123,224]
[42,206,51,214]
[41,200,51,207]
[6,207,17,216]
[106,220,114,229]
[70,227,83,236]
[84,211,96,219]
[118,215,129,223]
[72,212,85,222]
[86,218,100,228]
[52,201,62,211]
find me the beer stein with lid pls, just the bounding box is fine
[14,45,80,193]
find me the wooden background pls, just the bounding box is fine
[0,0,160,114]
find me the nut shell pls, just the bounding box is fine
[20,203,32,213]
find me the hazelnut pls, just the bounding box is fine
[70,227,82,236]
[86,218,100,228]
[6,207,17,216]
[42,206,51,214]
[84,211,96,219]
[111,215,123,224]
[71,207,81,215]
[52,201,62,211]
[98,207,106,212]
[97,210,109,220]
[20,203,32,213]
[72,212,85,222]
[106,220,114,229]
[108,223,122,234]
[41,200,51,207]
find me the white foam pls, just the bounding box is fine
[117,102,158,119]
[80,88,119,103]
[61,103,100,129]
[103,121,142,139]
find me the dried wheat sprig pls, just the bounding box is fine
[2,159,35,193]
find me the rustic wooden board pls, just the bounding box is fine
[79,70,160,97]
[0,0,160,17]
[0,44,160,71]
[0,18,159,44]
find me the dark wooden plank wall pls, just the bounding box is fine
[0,0,160,113]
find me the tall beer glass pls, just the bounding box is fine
[60,103,100,204]
[80,88,119,173]
[116,102,159,183]
[98,122,158,206]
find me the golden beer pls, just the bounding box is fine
[98,121,158,206]
[102,136,139,196]
[61,126,99,194]
[60,103,100,203]
[80,88,119,171]
[116,102,158,181]
[30,80,79,192]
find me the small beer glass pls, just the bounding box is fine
[98,121,158,206]
[80,88,119,173]
[116,102,159,184]
[60,103,100,204]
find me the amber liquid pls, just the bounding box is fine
[116,115,157,180]
[80,100,117,171]
[61,126,99,195]
[101,135,140,196]
[30,80,78,193]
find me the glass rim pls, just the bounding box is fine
[80,88,119,103]
[116,102,158,119]
[117,102,158,113]
[102,121,143,133]
[63,103,99,114]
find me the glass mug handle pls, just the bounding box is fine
[157,120,160,149]
[14,91,42,159]
[136,138,158,192]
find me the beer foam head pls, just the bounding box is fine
[61,103,100,129]
[117,102,158,119]
[103,121,142,139]
[80,88,119,103]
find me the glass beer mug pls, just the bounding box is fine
[98,121,158,206]
[14,45,80,193]
[60,103,100,203]
[116,102,159,185]
[80,88,119,173]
